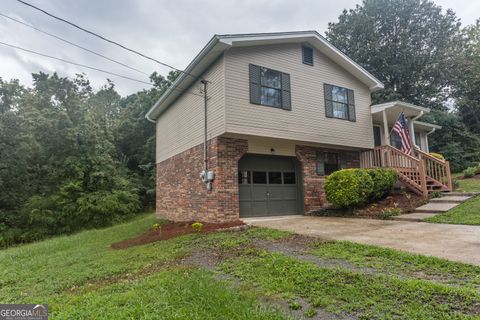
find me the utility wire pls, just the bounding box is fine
[0,41,154,85]
[0,41,204,97]
[16,0,198,79]
[0,12,149,76]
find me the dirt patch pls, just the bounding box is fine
[457,174,480,180]
[111,220,246,249]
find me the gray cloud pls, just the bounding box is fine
[0,0,477,96]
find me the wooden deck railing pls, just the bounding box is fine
[414,149,452,191]
[360,145,427,197]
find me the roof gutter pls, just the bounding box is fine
[145,113,156,123]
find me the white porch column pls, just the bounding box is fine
[409,119,416,148]
[382,109,390,146]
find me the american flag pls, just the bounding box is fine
[392,112,413,155]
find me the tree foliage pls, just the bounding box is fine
[0,71,179,247]
[326,0,462,108]
[454,20,480,135]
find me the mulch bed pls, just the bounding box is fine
[354,192,425,218]
[111,220,245,249]
[312,191,425,219]
[456,174,480,180]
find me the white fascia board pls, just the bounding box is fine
[371,101,431,114]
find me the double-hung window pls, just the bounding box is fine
[249,64,291,110]
[260,68,282,107]
[324,84,356,121]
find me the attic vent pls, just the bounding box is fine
[302,46,313,66]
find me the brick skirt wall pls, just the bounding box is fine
[157,137,360,222]
[156,137,247,223]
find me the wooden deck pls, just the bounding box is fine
[360,145,452,198]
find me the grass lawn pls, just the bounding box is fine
[425,195,480,225]
[1,213,480,319]
[453,173,480,193]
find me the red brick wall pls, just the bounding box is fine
[156,137,247,222]
[295,145,326,212]
[295,145,361,213]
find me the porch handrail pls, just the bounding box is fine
[360,145,427,197]
[414,148,452,191]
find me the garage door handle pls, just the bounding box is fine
[266,192,270,197]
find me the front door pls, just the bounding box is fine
[238,155,302,217]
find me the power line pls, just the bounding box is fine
[0,12,149,76]
[0,41,204,97]
[16,0,198,79]
[0,41,153,85]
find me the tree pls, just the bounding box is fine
[113,71,179,207]
[454,20,480,135]
[326,0,462,108]
[421,110,480,172]
[0,73,141,247]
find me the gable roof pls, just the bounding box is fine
[146,31,384,121]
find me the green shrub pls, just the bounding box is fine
[379,206,402,219]
[191,222,203,232]
[325,169,374,208]
[463,167,476,178]
[475,164,480,175]
[429,152,445,160]
[366,168,398,200]
[429,191,443,199]
[452,179,460,190]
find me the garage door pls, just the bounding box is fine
[238,155,302,217]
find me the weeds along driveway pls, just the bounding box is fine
[243,215,480,266]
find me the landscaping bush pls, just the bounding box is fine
[325,168,398,208]
[463,167,476,178]
[325,169,374,208]
[429,152,445,161]
[367,168,398,200]
[475,164,480,175]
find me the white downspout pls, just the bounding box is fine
[410,111,424,150]
[425,128,436,153]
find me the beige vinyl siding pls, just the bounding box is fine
[247,136,296,156]
[156,56,226,162]
[224,43,374,149]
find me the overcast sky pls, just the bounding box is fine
[0,0,478,96]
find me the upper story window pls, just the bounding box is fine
[249,64,291,110]
[302,46,314,65]
[323,83,356,122]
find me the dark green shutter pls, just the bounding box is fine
[249,64,261,104]
[347,89,356,122]
[324,84,333,118]
[281,73,291,110]
[316,151,325,176]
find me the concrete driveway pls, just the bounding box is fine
[243,215,480,266]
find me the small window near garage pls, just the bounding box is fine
[302,46,313,65]
[238,170,251,184]
[252,171,267,184]
[249,64,291,110]
[324,152,339,175]
[324,84,356,122]
[317,151,340,176]
[283,172,296,184]
[268,172,282,184]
